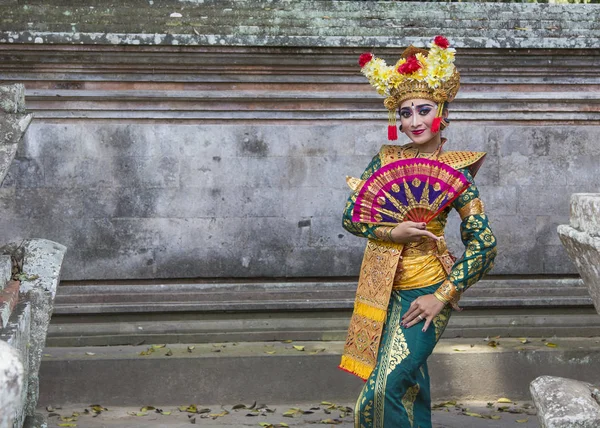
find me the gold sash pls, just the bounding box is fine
[339,240,403,379]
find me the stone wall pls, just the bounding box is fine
[0,0,599,281]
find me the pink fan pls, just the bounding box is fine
[352,158,469,225]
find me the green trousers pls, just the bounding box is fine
[354,283,452,428]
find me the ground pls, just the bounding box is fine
[42,400,539,427]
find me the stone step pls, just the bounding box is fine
[35,401,540,428]
[38,337,600,407]
[47,307,600,347]
[48,277,598,346]
[53,278,590,314]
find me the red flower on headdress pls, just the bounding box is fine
[397,56,422,74]
[434,35,450,49]
[358,53,373,67]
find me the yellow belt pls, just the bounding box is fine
[392,238,448,290]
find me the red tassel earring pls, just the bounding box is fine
[388,110,398,141]
[430,103,445,134]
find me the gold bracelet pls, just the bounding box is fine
[374,226,393,242]
[433,291,450,304]
[434,280,461,308]
[458,198,485,220]
[386,227,394,242]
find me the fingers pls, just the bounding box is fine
[402,300,418,320]
[404,313,427,329]
[404,221,427,230]
[422,317,432,332]
[412,229,440,241]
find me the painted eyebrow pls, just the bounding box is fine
[399,104,435,111]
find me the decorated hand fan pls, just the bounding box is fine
[352,158,470,225]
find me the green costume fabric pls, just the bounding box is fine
[354,284,451,428]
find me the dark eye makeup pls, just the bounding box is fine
[398,104,435,119]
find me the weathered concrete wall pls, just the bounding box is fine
[0,0,599,281]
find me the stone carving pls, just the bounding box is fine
[0,84,67,428]
[531,194,600,427]
[0,341,24,428]
[530,376,600,428]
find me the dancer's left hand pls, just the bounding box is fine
[401,294,446,332]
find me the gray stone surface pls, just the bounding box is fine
[39,402,539,428]
[558,226,600,314]
[0,1,598,49]
[0,255,10,288]
[0,303,31,428]
[44,277,600,346]
[0,83,33,186]
[0,2,598,283]
[530,376,600,428]
[18,239,67,418]
[2,123,598,280]
[0,84,26,114]
[38,338,600,406]
[570,194,600,238]
[0,341,24,428]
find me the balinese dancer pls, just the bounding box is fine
[340,36,497,428]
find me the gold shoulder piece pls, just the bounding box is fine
[346,176,365,192]
[379,144,414,166]
[438,151,487,177]
[379,144,398,166]
[458,198,485,220]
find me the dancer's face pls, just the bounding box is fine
[399,98,443,148]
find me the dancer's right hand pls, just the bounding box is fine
[390,221,439,244]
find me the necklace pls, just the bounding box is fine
[400,138,446,160]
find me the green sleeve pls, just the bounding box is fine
[447,169,498,293]
[341,153,386,240]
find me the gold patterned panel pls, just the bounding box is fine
[374,295,404,428]
[402,384,421,428]
[437,151,486,177]
[386,328,410,375]
[433,307,451,341]
[340,240,404,380]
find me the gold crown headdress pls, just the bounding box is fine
[359,35,460,140]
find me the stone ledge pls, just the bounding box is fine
[47,307,600,347]
[38,337,600,406]
[558,226,600,314]
[52,278,592,315]
[530,376,600,428]
[570,194,600,238]
[1,31,598,49]
[0,1,598,49]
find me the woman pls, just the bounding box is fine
[340,36,497,427]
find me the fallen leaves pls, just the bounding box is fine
[44,400,356,426]
[433,399,537,422]
[139,344,168,356]
[47,404,110,426]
